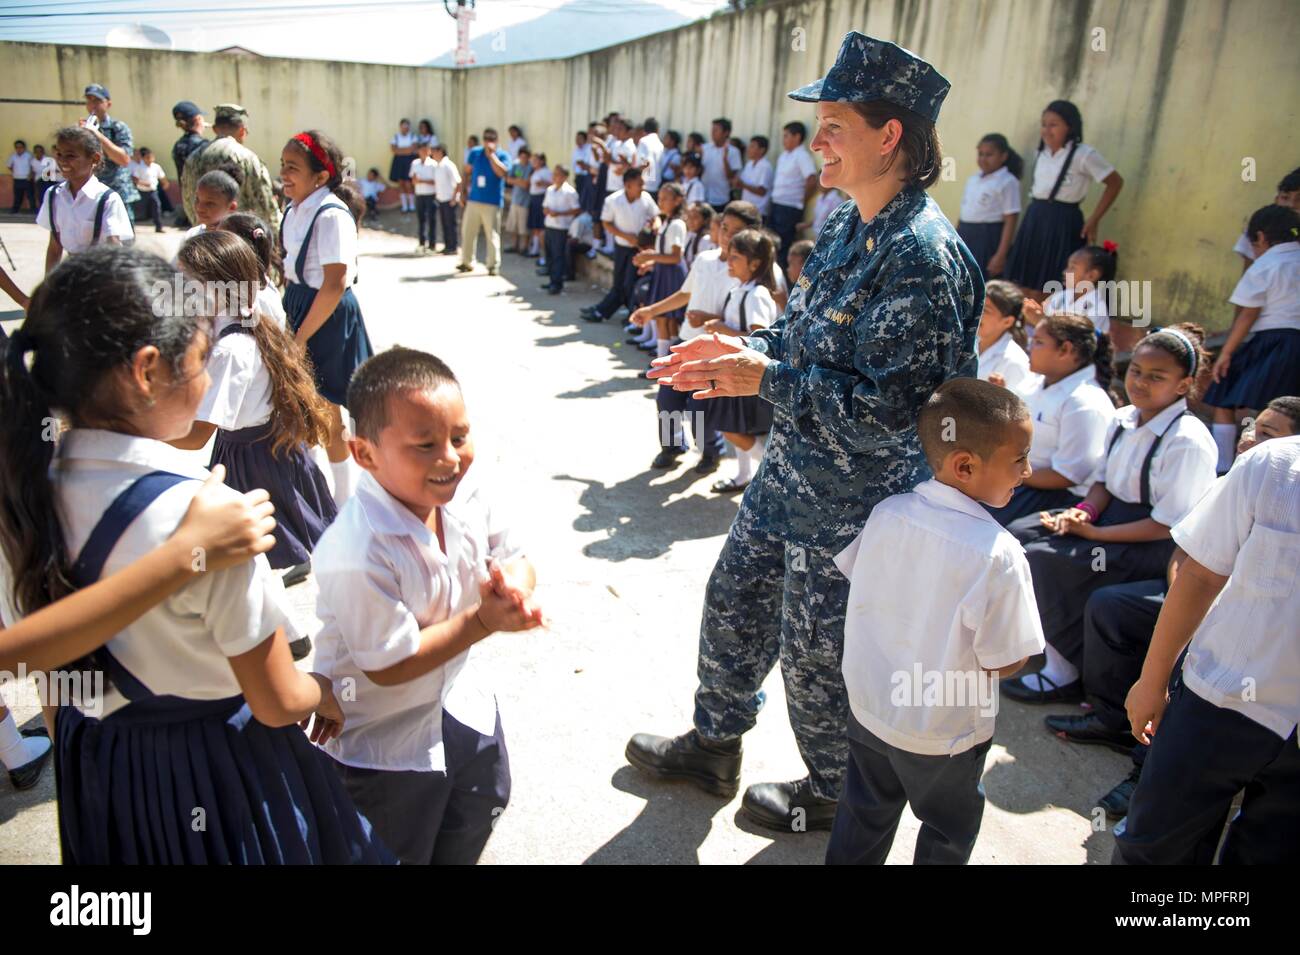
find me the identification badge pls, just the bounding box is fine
[477,175,486,188]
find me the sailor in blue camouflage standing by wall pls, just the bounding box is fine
[628,33,984,832]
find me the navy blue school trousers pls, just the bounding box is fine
[827,714,991,865]
[436,199,458,251]
[330,710,510,866]
[544,227,567,289]
[594,244,637,318]
[1114,682,1300,865]
[769,202,802,268]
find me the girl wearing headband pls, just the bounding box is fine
[1002,322,1218,704]
[279,129,373,508]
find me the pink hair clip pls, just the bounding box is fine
[252,227,266,239]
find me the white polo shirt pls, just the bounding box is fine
[1024,364,1115,494]
[1173,436,1300,739]
[433,156,462,202]
[772,145,817,210]
[129,159,164,192]
[0,429,294,719]
[681,176,706,206]
[7,151,33,178]
[1045,285,1110,334]
[35,175,133,253]
[1091,398,1218,527]
[1232,229,1255,263]
[721,278,777,332]
[313,469,521,772]
[528,166,552,196]
[409,156,439,196]
[678,248,737,340]
[600,189,659,248]
[195,315,274,431]
[813,190,845,235]
[1029,142,1115,203]
[978,332,1040,395]
[32,155,60,182]
[282,185,357,287]
[636,132,663,191]
[604,137,635,193]
[835,479,1046,756]
[1230,241,1300,334]
[701,141,742,205]
[959,167,1021,224]
[739,158,774,215]
[543,180,581,230]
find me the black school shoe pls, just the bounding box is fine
[625,730,741,798]
[693,456,720,475]
[7,728,52,791]
[1098,765,1142,819]
[1044,712,1134,755]
[741,778,838,833]
[1000,673,1083,704]
[651,448,684,469]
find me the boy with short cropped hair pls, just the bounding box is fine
[312,347,545,865]
[827,377,1046,865]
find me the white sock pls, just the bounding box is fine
[1212,423,1237,472]
[636,325,656,344]
[1019,644,1080,691]
[656,340,671,358]
[329,458,357,507]
[0,711,49,770]
[733,443,754,483]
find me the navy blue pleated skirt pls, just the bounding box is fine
[1202,328,1300,411]
[56,694,395,864]
[285,282,373,407]
[706,394,774,436]
[526,192,546,231]
[956,220,1004,277]
[648,261,686,320]
[212,422,337,570]
[389,154,414,183]
[1009,499,1175,665]
[1005,199,1085,291]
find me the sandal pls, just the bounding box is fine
[711,476,750,493]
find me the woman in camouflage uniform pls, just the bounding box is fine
[628,33,985,833]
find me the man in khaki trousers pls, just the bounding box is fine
[456,127,510,275]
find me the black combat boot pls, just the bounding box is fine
[625,729,742,798]
[741,778,838,832]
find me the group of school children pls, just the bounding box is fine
[0,90,1297,866]
[0,121,546,866]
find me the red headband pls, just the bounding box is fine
[293,132,336,178]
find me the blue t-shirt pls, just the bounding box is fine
[467,145,511,206]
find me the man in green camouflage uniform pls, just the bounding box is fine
[181,104,282,237]
[628,32,984,832]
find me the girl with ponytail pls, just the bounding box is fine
[956,133,1022,277]
[171,229,337,583]
[1002,323,1218,704]
[985,312,1117,526]
[0,245,390,863]
[279,129,374,508]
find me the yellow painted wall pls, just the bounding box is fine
[3,0,1296,329]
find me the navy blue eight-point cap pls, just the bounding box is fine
[788,31,951,124]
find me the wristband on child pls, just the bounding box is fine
[1076,501,1099,523]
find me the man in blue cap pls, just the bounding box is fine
[82,83,139,221]
[629,32,983,837]
[170,100,208,227]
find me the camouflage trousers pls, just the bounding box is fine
[693,498,850,800]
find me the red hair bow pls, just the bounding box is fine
[1102,239,1119,253]
[293,132,335,178]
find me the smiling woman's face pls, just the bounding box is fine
[809,102,898,197]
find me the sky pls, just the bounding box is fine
[0,0,728,66]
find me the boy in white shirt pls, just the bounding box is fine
[827,378,1045,864]
[129,146,168,233]
[409,141,440,253]
[313,348,545,865]
[1115,436,1300,865]
[7,139,35,214]
[431,144,462,254]
[735,136,774,218]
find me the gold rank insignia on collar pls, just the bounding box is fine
[796,273,812,290]
[866,236,875,253]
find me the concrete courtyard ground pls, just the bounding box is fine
[0,210,1129,864]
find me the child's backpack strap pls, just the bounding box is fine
[69,469,194,701]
